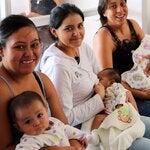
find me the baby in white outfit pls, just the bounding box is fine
[122,34,150,90]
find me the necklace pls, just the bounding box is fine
[74,49,80,64]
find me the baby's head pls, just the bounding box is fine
[98,68,121,88]
[8,91,49,136]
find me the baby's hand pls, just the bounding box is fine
[141,55,150,76]
[80,138,88,149]
[94,83,105,100]
[144,62,150,76]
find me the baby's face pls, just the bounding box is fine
[15,100,49,135]
[99,76,112,88]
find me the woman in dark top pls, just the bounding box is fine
[93,0,150,117]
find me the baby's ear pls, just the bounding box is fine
[13,123,22,132]
[46,105,49,113]
[111,79,115,84]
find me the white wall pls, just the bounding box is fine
[11,0,30,15]
[127,0,142,27]
[142,0,150,34]
[1,0,150,36]
[64,0,98,11]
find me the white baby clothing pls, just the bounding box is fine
[89,103,145,150]
[87,83,145,150]
[15,117,85,150]
[122,34,150,90]
[104,83,127,114]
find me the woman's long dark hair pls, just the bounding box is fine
[97,0,127,25]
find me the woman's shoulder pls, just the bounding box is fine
[128,19,144,40]
[94,25,115,48]
[35,71,50,81]
[128,19,139,26]
[96,25,111,36]
[94,25,113,41]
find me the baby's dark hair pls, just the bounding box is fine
[8,91,46,124]
[98,68,121,83]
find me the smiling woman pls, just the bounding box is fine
[0,14,75,150]
[40,2,105,136]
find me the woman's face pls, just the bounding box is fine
[52,13,85,49]
[2,26,41,75]
[104,0,128,26]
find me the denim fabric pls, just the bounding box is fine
[136,99,150,117]
[128,116,150,150]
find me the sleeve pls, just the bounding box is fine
[84,43,100,74]
[15,135,43,150]
[50,117,86,141]
[64,124,86,141]
[48,65,104,126]
[112,83,127,104]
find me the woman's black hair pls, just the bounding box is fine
[97,0,127,25]
[49,3,84,40]
[0,14,38,47]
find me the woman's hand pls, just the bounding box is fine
[142,54,150,76]
[145,63,150,76]
[39,139,84,150]
[80,138,88,149]
[94,83,105,100]
[91,114,107,130]
[122,81,150,99]
[40,146,84,150]
[125,90,138,111]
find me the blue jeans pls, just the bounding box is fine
[136,99,150,117]
[128,116,150,150]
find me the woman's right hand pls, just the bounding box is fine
[40,146,84,150]
[142,54,150,76]
[94,83,105,100]
[122,81,150,99]
[141,89,150,99]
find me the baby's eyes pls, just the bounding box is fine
[37,113,43,118]
[25,120,31,124]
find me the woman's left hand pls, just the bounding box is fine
[145,63,150,76]
[125,90,138,111]
[142,54,150,76]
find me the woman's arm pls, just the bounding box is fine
[38,73,83,150]
[39,72,68,124]
[129,19,145,41]
[0,89,15,150]
[54,0,63,5]
[125,90,138,111]
[122,81,150,99]
[40,146,81,150]
[93,27,115,70]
